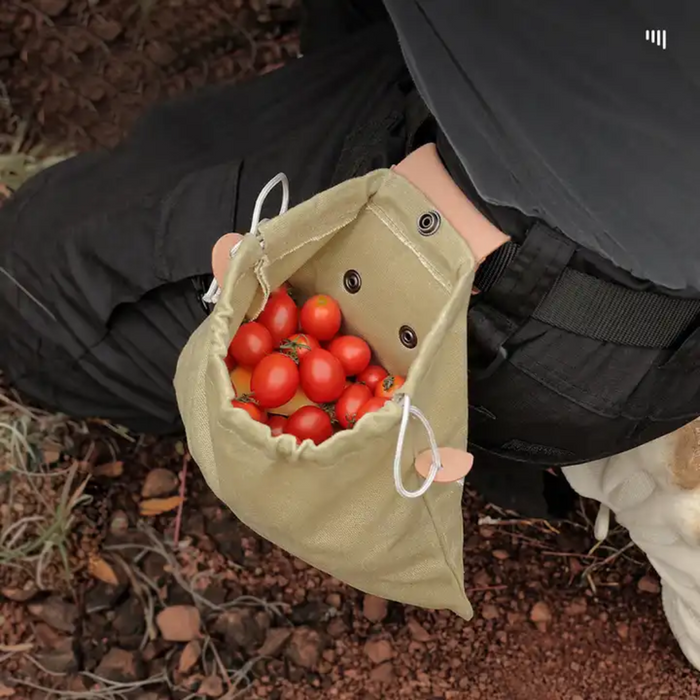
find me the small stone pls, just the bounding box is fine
[406,618,432,642]
[363,595,388,623]
[93,461,124,478]
[258,628,293,658]
[481,604,500,621]
[529,602,552,624]
[156,606,201,642]
[28,596,78,633]
[109,510,129,538]
[327,617,347,638]
[472,570,491,588]
[178,640,202,674]
[90,17,123,42]
[113,597,145,638]
[285,627,324,669]
[290,601,329,625]
[85,582,127,614]
[198,675,223,698]
[369,662,394,684]
[363,638,394,665]
[213,608,267,650]
[35,638,78,674]
[638,575,661,595]
[141,468,180,498]
[507,612,525,625]
[1,584,38,602]
[326,593,342,609]
[492,550,510,560]
[36,0,69,17]
[617,622,630,640]
[565,599,587,617]
[95,648,145,683]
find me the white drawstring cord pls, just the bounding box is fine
[393,394,442,498]
[202,173,290,304]
[594,503,611,541]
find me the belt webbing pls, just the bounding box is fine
[475,242,700,348]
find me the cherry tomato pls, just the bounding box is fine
[267,415,288,437]
[299,349,346,403]
[227,322,274,368]
[231,400,267,423]
[335,383,372,429]
[356,397,389,422]
[284,406,333,445]
[251,353,300,408]
[375,374,405,399]
[258,291,299,346]
[299,295,342,341]
[328,335,371,376]
[224,353,237,372]
[357,365,389,392]
[279,333,320,363]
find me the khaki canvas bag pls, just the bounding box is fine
[174,150,479,619]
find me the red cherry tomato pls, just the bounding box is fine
[284,406,333,445]
[227,322,274,368]
[356,397,389,422]
[357,365,389,392]
[335,383,372,429]
[251,353,300,408]
[231,400,267,423]
[258,291,299,346]
[328,335,371,376]
[375,375,405,399]
[267,414,288,437]
[299,349,346,403]
[279,333,320,363]
[224,353,237,372]
[299,295,342,341]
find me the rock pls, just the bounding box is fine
[109,510,130,538]
[530,602,552,624]
[363,638,394,665]
[369,662,394,684]
[363,595,388,623]
[1,585,38,602]
[90,17,123,42]
[406,618,432,642]
[93,461,124,478]
[178,640,201,674]
[617,622,630,640]
[204,518,245,565]
[290,601,329,625]
[36,0,69,17]
[198,675,224,698]
[213,608,268,650]
[28,596,78,633]
[113,597,145,638]
[95,648,145,683]
[492,550,510,561]
[638,575,661,594]
[481,604,500,621]
[472,570,491,588]
[565,599,588,617]
[85,582,127,614]
[141,468,180,498]
[35,638,78,674]
[258,628,293,658]
[326,617,347,638]
[156,606,201,642]
[326,594,342,609]
[285,627,324,669]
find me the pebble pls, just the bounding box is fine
[94,648,145,683]
[481,604,500,621]
[565,599,588,617]
[156,605,201,642]
[285,627,324,669]
[28,596,78,633]
[363,595,388,623]
[258,628,293,658]
[637,574,661,594]
[369,662,394,684]
[492,550,510,561]
[363,638,394,664]
[141,468,180,498]
[529,601,552,624]
[407,618,432,642]
[178,640,202,674]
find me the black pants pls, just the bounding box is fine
[2,7,699,515]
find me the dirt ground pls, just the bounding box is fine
[1,2,699,699]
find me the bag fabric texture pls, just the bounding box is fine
[174,169,476,618]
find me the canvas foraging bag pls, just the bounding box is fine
[174,163,477,619]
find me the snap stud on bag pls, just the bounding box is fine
[175,163,478,619]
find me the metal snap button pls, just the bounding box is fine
[417,210,441,236]
[343,269,362,294]
[399,325,418,349]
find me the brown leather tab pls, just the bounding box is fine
[212,232,244,286]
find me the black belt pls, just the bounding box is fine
[475,241,700,349]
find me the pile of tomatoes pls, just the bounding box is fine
[225,286,405,445]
